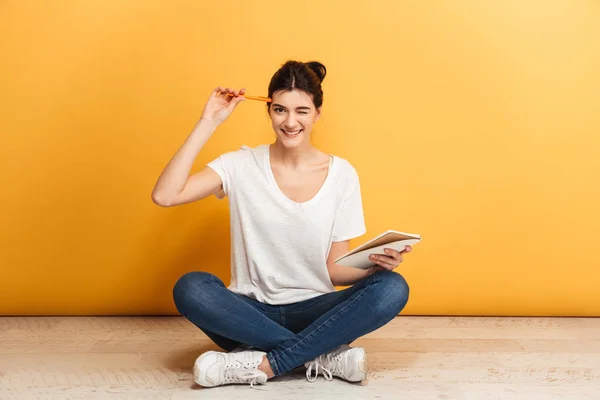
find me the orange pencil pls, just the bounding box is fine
[221,92,271,102]
[243,95,272,102]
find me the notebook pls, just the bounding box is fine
[335,229,422,269]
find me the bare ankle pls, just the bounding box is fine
[258,355,275,379]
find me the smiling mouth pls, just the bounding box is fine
[281,129,303,137]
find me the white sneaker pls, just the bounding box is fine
[305,345,367,382]
[193,350,268,388]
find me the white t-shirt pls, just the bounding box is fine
[207,144,366,305]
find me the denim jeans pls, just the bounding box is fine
[172,269,409,377]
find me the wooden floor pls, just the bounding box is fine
[0,316,598,399]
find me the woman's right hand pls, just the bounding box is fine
[200,86,246,126]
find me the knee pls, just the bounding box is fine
[371,270,410,319]
[172,271,218,314]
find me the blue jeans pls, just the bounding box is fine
[172,270,409,376]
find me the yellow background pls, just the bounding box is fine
[1,1,599,316]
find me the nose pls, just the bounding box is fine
[284,114,298,129]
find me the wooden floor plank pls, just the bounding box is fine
[0,316,598,399]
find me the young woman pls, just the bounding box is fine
[151,60,412,388]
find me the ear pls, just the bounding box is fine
[315,107,322,122]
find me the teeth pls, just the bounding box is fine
[283,130,301,135]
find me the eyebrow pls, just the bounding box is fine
[272,103,312,111]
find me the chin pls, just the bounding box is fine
[280,136,303,146]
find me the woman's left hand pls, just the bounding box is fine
[369,246,412,271]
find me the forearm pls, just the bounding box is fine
[328,263,375,287]
[152,119,217,199]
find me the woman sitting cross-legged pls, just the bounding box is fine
[152,60,411,388]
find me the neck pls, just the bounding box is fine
[270,140,318,168]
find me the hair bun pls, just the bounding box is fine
[305,61,327,83]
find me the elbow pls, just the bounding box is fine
[151,191,173,207]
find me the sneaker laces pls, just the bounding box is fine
[306,348,347,382]
[224,360,266,389]
[306,357,333,382]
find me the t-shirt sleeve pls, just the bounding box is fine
[206,147,245,199]
[332,165,367,242]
